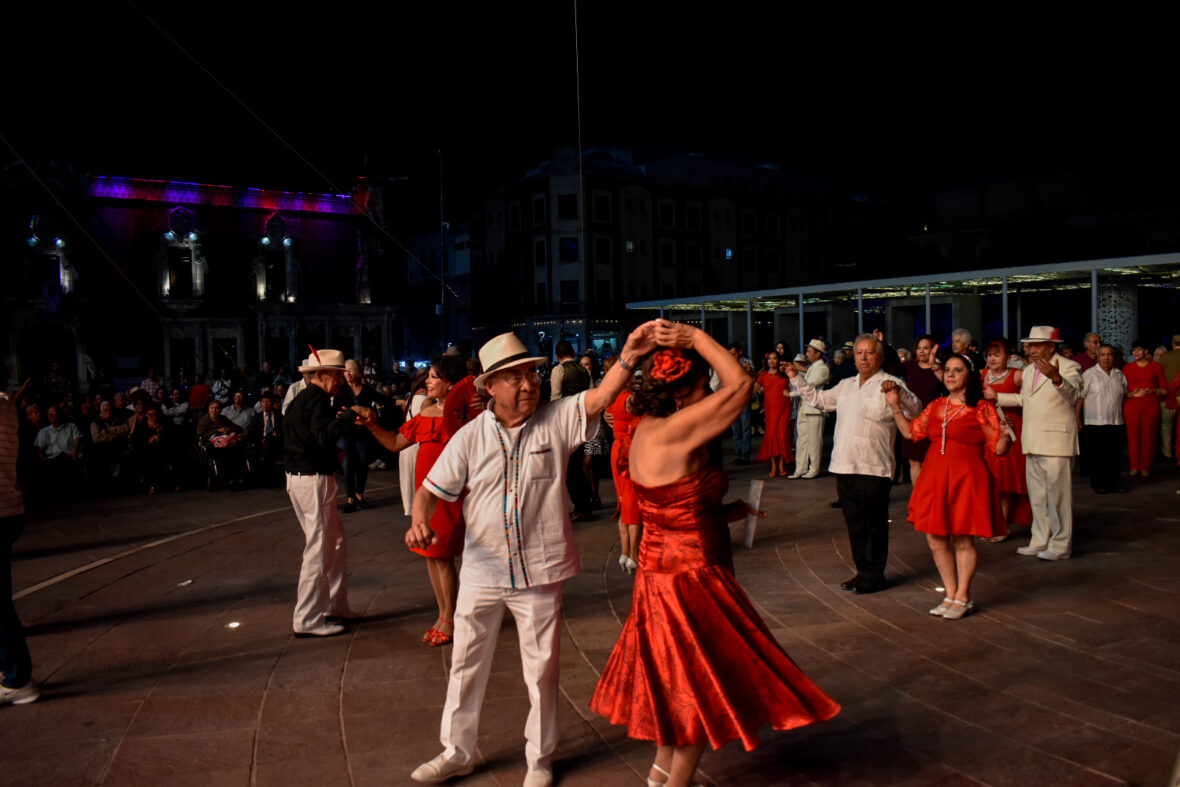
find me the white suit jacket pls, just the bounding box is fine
[997,353,1082,457]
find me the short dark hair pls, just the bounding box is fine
[432,355,469,385]
[555,340,576,359]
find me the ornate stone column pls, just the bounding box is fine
[1097,281,1137,356]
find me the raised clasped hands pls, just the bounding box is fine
[351,405,375,426]
[652,318,697,349]
[982,384,998,401]
[623,320,661,357]
[880,379,900,406]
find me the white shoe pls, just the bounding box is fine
[1036,549,1071,561]
[786,472,803,479]
[801,471,819,479]
[523,766,554,787]
[1016,544,1047,556]
[0,680,40,705]
[293,623,345,638]
[411,752,476,783]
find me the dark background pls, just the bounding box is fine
[6,4,1176,230]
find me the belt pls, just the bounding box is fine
[287,471,319,477]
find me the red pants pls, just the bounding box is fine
[1124,397,1160,472]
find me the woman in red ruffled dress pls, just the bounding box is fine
[754,351,793,477]
[359,355,474,646]
[980,338,1031,538]
[607,387,643,574]
[591,321,840,787]
[885,354,1010,621]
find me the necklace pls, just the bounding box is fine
[985,369,1009,385]
[940,397,967,455]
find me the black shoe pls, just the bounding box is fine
[1113,486,1128,494]
[839,575,861,592]
[590,496,603,510]
[854,577,889,594]
[343,501,357,514]
[829,500,842,509]
[571,511,594,523]
[356,498,372,510]
[1093,486,1108,494]
[734,458,753,466]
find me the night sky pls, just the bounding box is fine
[5,4,1176,226]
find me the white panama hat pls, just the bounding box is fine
[474,333,547,388]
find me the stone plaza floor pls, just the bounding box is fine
[3,454,1180,786]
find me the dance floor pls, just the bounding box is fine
[4,454,1179,786]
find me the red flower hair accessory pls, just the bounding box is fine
[650,348,692,384]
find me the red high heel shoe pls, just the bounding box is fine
[429,620,454,647]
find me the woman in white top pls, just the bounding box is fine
[399,369,429,516]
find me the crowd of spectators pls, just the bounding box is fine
[8,357,417,506]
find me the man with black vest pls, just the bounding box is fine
[284,349,355,637]
[549,340,593,522]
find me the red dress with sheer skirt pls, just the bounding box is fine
[755,372,793,462]
[907,399,1006,538]
[608,391,642,524]
[590,466,840,750]
[400,415,465,558]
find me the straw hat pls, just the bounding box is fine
[807,339,828,354]
[1020,326,1062,344]
[298,348,347,372]
[474,333,547,388]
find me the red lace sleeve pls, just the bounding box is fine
[975,401,1003,454]
[909,399,940,442]
[399,415,423,443]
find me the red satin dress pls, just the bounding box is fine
[907,399,1006,538]
[981,370,1031,525]
[608,391,642,525]
[400,415,465,558]
[755,372,793,462]
[590,466,841,750]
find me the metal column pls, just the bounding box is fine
[700,300,706,332]
[798,291,805,351]
[746,298,753,351]
[924,283,931,333]
[1091,268,1099,332]
[1002,276,1009,339]
[856,288,863,334]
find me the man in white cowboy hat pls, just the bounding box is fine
[985,326,1083,560]
[789,338,830,479]
[403,322,657,787]
[283,348,355,637]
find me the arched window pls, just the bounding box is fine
[159,208,207,299]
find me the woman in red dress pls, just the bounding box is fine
[607,387,642,574]
[885,354,1009,620]
[1123,339,1167,477]
[359,355,472,646]
[591,321,840,787]
[755,351,793,477]
[981,338,1031,537]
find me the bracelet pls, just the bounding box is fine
[617,356,634,372]
[891,409,903,414]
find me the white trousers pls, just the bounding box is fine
[1025,454,1073,555]
[440,581,562,771]
[287,473,349,632]
[795,412,825,474]
[1161,404,1175,458]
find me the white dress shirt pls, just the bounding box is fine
[424,393,597,589]
[797,361,831,416]
[791,369,921,478]
[1081,366,1127,425]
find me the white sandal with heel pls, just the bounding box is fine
[648,762,702,787]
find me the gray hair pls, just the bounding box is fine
[952,328,973,344]
[853,333,884,355]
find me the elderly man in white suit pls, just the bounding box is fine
[985,326,1083,560]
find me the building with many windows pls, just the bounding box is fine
[466,147,914,358]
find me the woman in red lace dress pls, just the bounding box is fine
[591,321,840,787]
[885,354,1009,621]
[1123,339,1167,477]
[755,351,793,477]
[981,338,1031,537]
[358,355,472,646]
